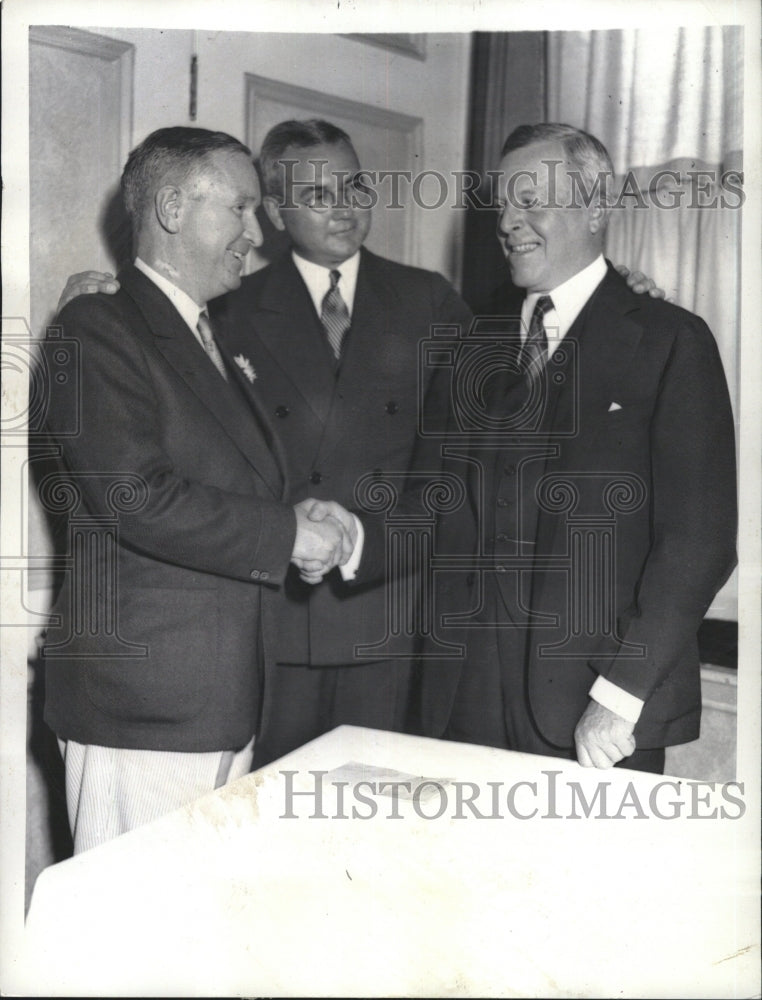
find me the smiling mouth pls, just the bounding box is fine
[507,242,540,255]
[228,249,246,266]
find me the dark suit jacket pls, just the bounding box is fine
[423,265,737,750]
[43,265,296,752]
[213,246,473,666]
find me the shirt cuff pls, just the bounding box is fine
[589,675,645,724]
[339,514,364,581]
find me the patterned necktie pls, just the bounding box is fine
[196,310,228,381]
[519,294,554,378]
[320,269,351,361]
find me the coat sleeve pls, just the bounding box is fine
[598,314,737,699]
[46,295,296,585]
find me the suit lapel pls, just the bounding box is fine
[119,266,286,499]
[244,255,337,423]
[545,267,643,437]
[216,335,292,494]
[533,267,644,555]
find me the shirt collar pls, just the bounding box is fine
[292,249,361,318]
[521,254,607,352]
[135,257,206,333]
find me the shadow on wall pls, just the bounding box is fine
[98,184,134,273]
[460,179,514,312]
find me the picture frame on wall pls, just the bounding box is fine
[343,33,427,59]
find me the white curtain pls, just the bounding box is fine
[547,27,743,619]
[547,27,742,413]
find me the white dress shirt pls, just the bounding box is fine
[519,253,607,358]
[134,257,208,340]
[522,255,644,725]
[292,249,361,319]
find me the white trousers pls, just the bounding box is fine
[58,736,256,854]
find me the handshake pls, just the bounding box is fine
[291,498,360,585]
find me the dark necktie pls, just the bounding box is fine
[196,310,228,381]
[518,294,554,378]
[320,269,351,361]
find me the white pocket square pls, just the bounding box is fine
[608,402,622,412]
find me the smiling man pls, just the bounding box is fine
[42,127,353,851]
[209,119,474,765]
[422,123,737,773]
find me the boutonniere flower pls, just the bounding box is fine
[234,354,257,383]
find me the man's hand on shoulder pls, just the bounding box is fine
[574,701,636,769]
[614,263,669,300]
[57,271,120,314]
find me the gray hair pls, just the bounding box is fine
[121,126,251,232]
[259,119,354,197]
[501,122,615,219]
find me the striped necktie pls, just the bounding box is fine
[320,269,351,361]
[196,310,228,381]
[519,294,554,378]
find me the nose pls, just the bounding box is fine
[497,202,521,236]
[331,201,353,221]
[243,207,263,248]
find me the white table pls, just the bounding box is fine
[20,727,760,997]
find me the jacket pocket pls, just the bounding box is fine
[85,587,218,724]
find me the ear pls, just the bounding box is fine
[155,185,184,234]
[263,195,286,232]
[588,203,606,235]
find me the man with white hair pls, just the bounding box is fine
[422,123,737,773]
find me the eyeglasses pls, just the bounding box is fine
[296,182,373,214]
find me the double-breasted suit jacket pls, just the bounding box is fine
[214,247,473,761]
[43,265,296,753]
[422,265,737,752]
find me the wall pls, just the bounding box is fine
[99,28,473,285]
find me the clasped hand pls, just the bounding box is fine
[291,499,358,584]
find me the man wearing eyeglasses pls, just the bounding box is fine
[213,119,474,764]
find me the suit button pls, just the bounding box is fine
[496,532,510,543]
[250,570,261,579]
[385,401,398,414]
[259,571,270,581]
[503,464,516,476]
[496,497,510,508]
[310,471,322,485]
[275,405,289,418]
[496,565,507,573]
